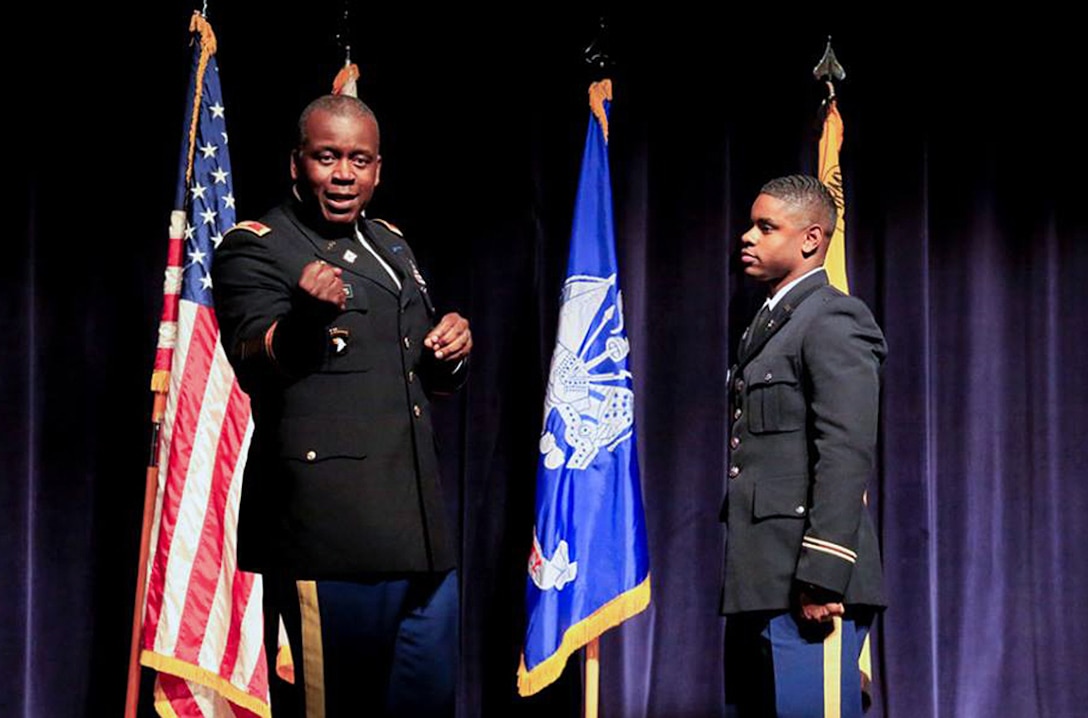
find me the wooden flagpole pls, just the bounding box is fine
[124,391,167,718]
[584,638,600,718]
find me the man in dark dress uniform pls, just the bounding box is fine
[212,94,471,717]
[722,175,886,717]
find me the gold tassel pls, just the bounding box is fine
[184,12,218,187]
[333,62,360,98]
[588,79,613,144]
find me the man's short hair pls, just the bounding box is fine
[760,175,838,235]
[296,95,380,148]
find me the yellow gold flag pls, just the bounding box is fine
[818,99,849,294]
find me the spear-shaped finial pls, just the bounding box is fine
[584,16,614,76]
[813,36,846,102]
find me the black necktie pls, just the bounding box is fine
[745,302,771,350]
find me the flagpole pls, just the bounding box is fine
[124,391,167,718]
[584,638,600,718]
[582,38,610,717]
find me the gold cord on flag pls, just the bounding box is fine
[333,62,360,97]
[185,12,217,188]
[589,79,612,144]
[153,12,217,397]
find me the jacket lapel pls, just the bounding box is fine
[283,204,401,296]
[362,219,436,314]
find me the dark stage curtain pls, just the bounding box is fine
[4,7,1085,717]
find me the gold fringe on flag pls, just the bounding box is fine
[143,651,272,718]
[516,574,650,697]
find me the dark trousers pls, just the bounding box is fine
[266,570,458,718]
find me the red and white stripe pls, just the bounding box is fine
[153,211,187,377]
[156,673,264,718]
[142,285,273,715]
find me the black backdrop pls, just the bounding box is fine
[4,4,1087,717]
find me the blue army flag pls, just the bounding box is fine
[517,80,651,697]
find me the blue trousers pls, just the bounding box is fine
[724,610,871,718]
[268,570,458,718]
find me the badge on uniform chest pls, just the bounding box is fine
[329,327,350,355]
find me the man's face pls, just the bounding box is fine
[739,193,819,289]
[291,109,381,226]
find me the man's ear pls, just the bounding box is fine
[374,155,382,187]
[801,224,824,256]
[289,150,299,182]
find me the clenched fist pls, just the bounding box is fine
[298,260,347,310]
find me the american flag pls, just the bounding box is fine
[138,13,277,717]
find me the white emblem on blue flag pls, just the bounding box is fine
[528,534,578,591]
[539,273,634,472]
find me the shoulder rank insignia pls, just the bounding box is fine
[371,217,404,237]
[230,220,272,237]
